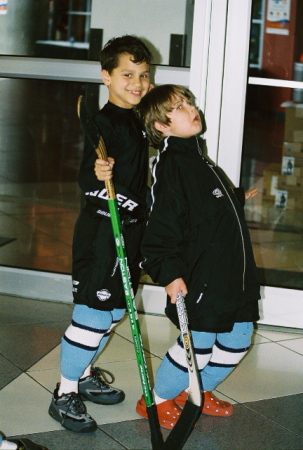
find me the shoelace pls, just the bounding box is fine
[61,392,86,425]
[91,366,115,387]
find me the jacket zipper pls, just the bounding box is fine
[206,162,246,291]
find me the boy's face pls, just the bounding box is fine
[156,96,202,139]
[102,53,150,109]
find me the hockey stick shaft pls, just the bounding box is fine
[77,96,163,449]
[176,293,202,406]
[162,293,202,449]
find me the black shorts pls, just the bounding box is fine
[72,210,145,310]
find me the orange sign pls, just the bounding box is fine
[266,0,291,35]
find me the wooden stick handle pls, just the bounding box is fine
[95,136,116,201]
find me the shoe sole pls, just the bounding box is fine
[135,402,148,419]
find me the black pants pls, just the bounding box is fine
[72,210,144,310]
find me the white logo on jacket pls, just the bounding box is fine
[72,279,79,292]
[96,289,111,301]
[212,188,223,198]
[85,189,138,211]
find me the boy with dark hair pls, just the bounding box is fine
[134,84,260,429]
[48,35,152,433]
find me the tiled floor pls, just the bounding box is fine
[0,293,303,449]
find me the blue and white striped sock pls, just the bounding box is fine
[201,322,253,391]
[154,333,214,400]
[58,305,124,396]
[153,322,253,399]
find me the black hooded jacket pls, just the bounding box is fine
[141,135,260,332]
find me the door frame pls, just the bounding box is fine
[0,0,302,329]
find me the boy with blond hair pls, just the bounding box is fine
[134,84,260,429]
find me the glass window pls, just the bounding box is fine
[0,0,194,66]
[242,88,303,289]
[249,0,265,68]
[0,77,86,273]
[249,0,303,82]
[241,0,303,290]
[0,0,195,279]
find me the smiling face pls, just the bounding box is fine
[155,95,202,139]
[102,53,150,109]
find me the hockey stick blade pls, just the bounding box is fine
[77,96,164,450]
[162,293,202,449]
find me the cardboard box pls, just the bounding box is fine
[282,144,303,173]
[277,175,303,191]
[293,167,303,176]
[283,141,303,155]
[261,200,303,226]
[262,160,303,210]
[284,104,303,142]
[262,189,303,211]
[262,164,280,196]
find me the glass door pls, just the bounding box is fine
[218,0,303,329]
[0,0,195,302]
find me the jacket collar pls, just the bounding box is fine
[159,136,202,156]
[160,135,201,155]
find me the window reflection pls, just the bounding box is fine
[244,1,303,290]
[0,0,194,67]
[242,87,303,290]
[0,78,85,273]
[249,0,303,86]
[250,0,265,68]
[35,0,92,60]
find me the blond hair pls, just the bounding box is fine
[135,84,191,147]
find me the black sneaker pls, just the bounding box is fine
[48,384,97,433]
[6,438,49,449]
[79,366,125,405]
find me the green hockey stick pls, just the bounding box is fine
[77,96,163,449]
[77,96,202,450]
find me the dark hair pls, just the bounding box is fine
[135,84,192,147]
[100,35,152,73]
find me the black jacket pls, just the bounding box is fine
[79,101,149,222]
[141,135,260,332]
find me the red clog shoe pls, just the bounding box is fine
[175,390,234,416]
[136,395,182,430]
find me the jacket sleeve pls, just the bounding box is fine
[77,113,114,193]
[141,159,188,286]
[213,165,246,207]
[233,187,245,207]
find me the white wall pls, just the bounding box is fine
[91,0,188,65]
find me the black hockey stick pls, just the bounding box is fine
[77,96,202,449]
[161,293,202,449]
